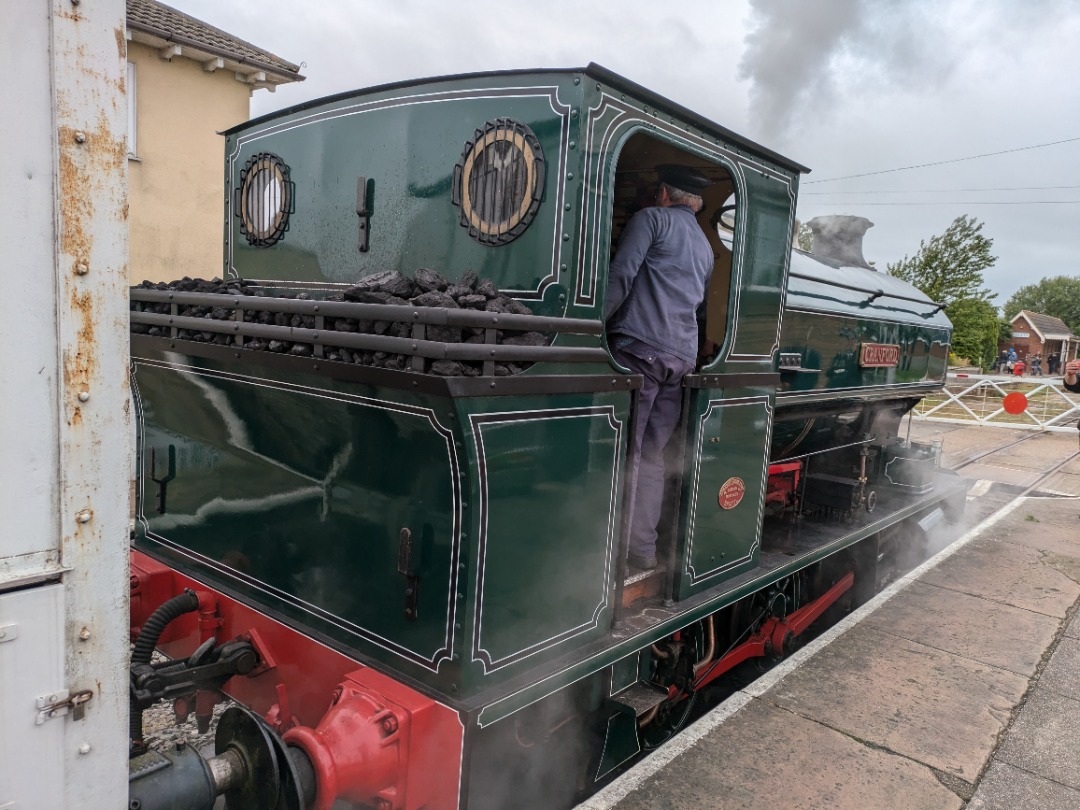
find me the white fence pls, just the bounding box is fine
[913,376,1080,432]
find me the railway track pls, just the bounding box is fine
[1018,446,1080,497]
[949,427,1079,494]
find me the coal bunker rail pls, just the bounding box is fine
[129,288,608,377]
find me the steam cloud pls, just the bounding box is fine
[738,0,951,143]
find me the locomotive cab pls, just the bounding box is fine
[606,132,737,360]
[600,122,797,600]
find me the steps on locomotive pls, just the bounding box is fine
[621,564,666,607]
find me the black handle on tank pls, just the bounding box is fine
[149,445,176,515]
[398,527,420,621]
[356,176,371,252]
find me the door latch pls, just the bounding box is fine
[35,688,94,724]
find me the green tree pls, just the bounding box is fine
[946,298,1003,368]
[887,215,997,306]
[887,215,999,368]
[1003,275,1080,335]
[796,220,814,252]
[997,316,1013,346]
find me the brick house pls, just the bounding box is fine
[126,0,304,282]
[1001,310,1080,372]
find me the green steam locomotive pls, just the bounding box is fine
[127,65,964,810]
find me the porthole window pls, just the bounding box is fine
[452,119,545,246]
[237,152,293,247]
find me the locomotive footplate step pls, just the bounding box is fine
[611,682,670,717]
[581,492,1080,810]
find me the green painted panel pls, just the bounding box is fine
[132,358,462,681]
[778,309,950,394]
[463,395,626,680]
[676,391,772,598]
[724,169,791,361]
[226,79,582,310]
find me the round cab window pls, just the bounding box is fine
[238,153,292,247]
[452,119,545,246]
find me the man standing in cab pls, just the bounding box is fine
[606,164,714,571]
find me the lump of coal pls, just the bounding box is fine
[132,270,553,378]
[414,267,450,292]
[502,332,548,347]
[412,290,458,309]
[446,284,472,300]
[346,290,396,305]
[506,298,531,316]
[431,360,467,376]
[427,325,462,343]
[458,294,487,309]
[344,270,414,299]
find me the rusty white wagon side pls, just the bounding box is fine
[0,1,133,807]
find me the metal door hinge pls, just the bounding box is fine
[35,688,93,724]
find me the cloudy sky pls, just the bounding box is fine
[167,0,1079,306]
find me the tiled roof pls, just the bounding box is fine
[1014,310,1077,339]
[127,0,303,81]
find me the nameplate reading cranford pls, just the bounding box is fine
[859,343,901,367]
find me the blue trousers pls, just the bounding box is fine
[612,339,694,559]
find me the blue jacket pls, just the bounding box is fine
[605,204,713,364]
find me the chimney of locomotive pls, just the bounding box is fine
[806,214,876,270]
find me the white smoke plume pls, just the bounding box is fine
[738,0,953,143]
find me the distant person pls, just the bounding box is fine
[1031,352,1043,376]
[997,349,1009,374]
[1048,352,1059,375]
[1013,359,1025,376]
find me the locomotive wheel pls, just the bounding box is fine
[639,693,697,751]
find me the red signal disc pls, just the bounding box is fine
[1002,391,1028,415]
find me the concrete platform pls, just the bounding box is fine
[582,473,1080,809]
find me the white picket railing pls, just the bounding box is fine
[913,375,1080,432]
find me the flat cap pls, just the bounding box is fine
[657,164,711,195]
